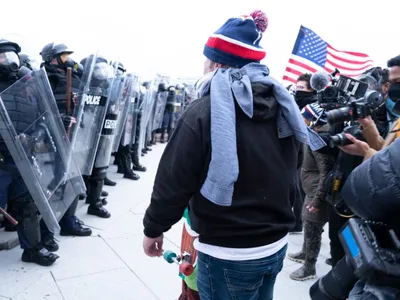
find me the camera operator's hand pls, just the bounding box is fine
[339,134,370,157]
[358,116,373,128]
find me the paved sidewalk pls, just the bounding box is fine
[0,143,331,300]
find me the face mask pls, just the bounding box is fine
[386,98,400,118]
[295,90,315,100]
[388,82,400,102]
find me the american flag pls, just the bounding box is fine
[282,25,374,86]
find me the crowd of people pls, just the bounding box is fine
[0,39,190,267]
[0,8,399,300]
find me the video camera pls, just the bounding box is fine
[310,218,400,299]
[310,70,383,148]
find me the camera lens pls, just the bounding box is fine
[326,107,351,124]
[329,133,351,147]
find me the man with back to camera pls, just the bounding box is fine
[142,10,325,299]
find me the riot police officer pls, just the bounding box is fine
[39,42,92,241]
[19,54,39,71]
[160,86,177,143]
[0,39,58,266]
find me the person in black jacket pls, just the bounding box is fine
[324,137,400,300]
[39,43,92,245]
[142,10,325,299]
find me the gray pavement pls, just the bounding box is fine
[0,143,332,300]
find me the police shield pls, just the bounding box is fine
[112,73,137,152]
[121,77,140,147]
[0,68,85,231]
[69,54,116,176]
[138,81,158,151]
[152,88,168,131]
[93,66,125,169]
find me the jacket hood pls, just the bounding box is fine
[251,83,278,121]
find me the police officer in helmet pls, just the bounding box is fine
[39,42,92,244]
[0,39,59,266]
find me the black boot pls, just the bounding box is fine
[146,141,152,151]
[113,152,120,166]
[86,176,111,218]
[123,150,140,180]
[290,221,324,281]
[104,177,116,187]
[60,216,92,237]
[88,201,111,218]
[131,150,147,172]
[101,191,108,197]
[116,148,125,174]
[22,246,59,266]
[41,234,59,252]
[86,197,108,206]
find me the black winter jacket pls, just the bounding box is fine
[144,83,301,248]
[342,137,400,228]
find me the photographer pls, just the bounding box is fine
[339,55,400,159]
[288,102,335,281]
[310,135,400,300]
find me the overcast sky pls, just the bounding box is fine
[1,0,399,82]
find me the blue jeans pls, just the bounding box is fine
[197,245,287,300]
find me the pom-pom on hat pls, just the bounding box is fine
[204,10,268,68]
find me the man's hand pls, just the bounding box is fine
[358,116,373,128]
[339,134,370,157]
[306,203,320,213]
[143,234,164,257]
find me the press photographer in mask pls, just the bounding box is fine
[338,55,400,159]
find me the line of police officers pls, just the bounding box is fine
[0,39,188,266]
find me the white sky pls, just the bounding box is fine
[1,0,399,82]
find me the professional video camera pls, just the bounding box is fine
[311,69,370,110]
[310,219,400,300]
[310,70,383,148]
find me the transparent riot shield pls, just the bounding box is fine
[121,77,140,147]
[112,74,137,152]
[69,54,116,176]
[0,68,86,231]
[152,90,168,131]
[138,88,154,151]
[93,66,125,169]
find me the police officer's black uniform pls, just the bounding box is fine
[0,39,58,266]
[39,43,92,239]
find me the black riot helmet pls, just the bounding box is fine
[158,82,167,92]
[142,81,150,89]
[0,39,21,81]
[112,61,126,76]
[19,54,39,70]
[40,42,74,63]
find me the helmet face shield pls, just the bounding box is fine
[93,62,115,80]
[0,52,20,71]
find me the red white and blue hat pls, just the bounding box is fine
[204,10,268,67]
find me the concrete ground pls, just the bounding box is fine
[0,143,332,300]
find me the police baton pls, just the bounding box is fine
[0,207,18,225]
